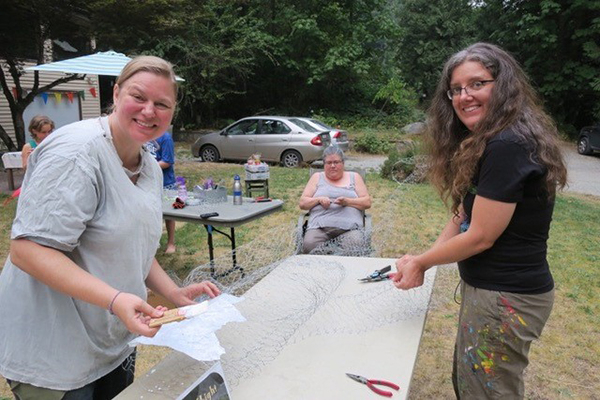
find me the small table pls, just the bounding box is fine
[162,196,283,277]
[1,152,23,190]
[244,179,269,198]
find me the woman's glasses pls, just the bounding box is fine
[447,80,494,99]
[324,160,343,166]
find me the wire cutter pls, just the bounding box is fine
[346,373,400,397]
[359,265,395,282]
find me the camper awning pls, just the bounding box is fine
[26,51,184,81]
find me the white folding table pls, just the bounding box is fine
[117,255,436,399]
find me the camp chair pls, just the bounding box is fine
[295,167,372,255]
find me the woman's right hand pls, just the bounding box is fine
[393,254,426,290]
[111,292,165,337]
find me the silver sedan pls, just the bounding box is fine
[191,116,331,167]
[298,118,350,151]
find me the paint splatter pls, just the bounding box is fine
[501,297,528,326]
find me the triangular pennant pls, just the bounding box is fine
[54,92,62,102]
[66,92,74,103]
[41,92,49,104]
[79,90,85,101]
[89,87,97,98]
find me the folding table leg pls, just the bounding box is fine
[230,227,236,266]
[205,226,245,279]
[205,225,215,276]
[7,169,15,191]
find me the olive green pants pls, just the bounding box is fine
[7,350,135,400]
[452,281,554,399]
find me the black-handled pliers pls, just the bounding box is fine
[359,265,395,282]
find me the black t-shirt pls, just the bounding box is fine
[458,128,554,294]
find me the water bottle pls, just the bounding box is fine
[233,174,243,205]
[176,176,187,201]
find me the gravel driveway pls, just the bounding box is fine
[344,143,600,197]
[561,143,600,196]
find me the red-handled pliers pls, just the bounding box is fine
[346,373,400,397]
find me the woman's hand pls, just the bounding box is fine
[318,197,331,209]
[334,197,348,206]
[392,255,426,290]
[168,281,221,307]
[111,292,164,337]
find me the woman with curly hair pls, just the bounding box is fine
[392,43,567,399]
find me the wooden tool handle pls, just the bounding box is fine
[149,308,186,328]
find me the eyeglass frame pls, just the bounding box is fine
[324,160,344,166]
[446,80,495,100]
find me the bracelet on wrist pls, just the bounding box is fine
[108,291,122,315]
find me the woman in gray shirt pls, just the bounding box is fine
[299,146,371,253]
[0,56,220,399]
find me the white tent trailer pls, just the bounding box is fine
[0,60,101,148]
[25,51,184,120]
[26,51,185,81]
[26,51,133,77]
[2,51,184,150]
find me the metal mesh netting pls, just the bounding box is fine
[215,256,436,386]
[184,160,433,293]
[167,162,443,388]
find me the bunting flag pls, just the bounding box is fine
[41,92,49,103]
[66,92,74,103]
[54,92,62,102]
[79,90,85,101]
[89,87,97,98]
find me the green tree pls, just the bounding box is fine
[373,75,421,126]
[0,0,89,150]
[91,0,272,125]
[394,0,477,101]
[245,0,400,117]
[474,0,600,133]
[89,0,404,127]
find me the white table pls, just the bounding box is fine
[163,196,283,277]
[1,152,22,190]
[117,255,436,399]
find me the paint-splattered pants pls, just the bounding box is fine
[452,281,554,399]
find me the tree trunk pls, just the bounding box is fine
[0,124,16,152]
[12,103,27,150]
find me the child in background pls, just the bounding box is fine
[21,115,54,170]
[149,131,177,253]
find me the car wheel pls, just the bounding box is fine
[577,136,593,155]
[201,145,220,162]
[281,150,303,168]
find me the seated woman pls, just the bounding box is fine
[21,115,55,170]
[299,146,371,254]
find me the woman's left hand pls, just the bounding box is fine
[168,281,221,307]
[392,254,426,290]
[334,197,348,206]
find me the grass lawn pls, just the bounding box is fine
[0,144,598,399]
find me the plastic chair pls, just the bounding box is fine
[295,167,372,254]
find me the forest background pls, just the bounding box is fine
[1,0,599,148]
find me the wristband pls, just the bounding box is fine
[108,291,122,315]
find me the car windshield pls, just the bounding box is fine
[308,119,334,130]
[289,118,319,132]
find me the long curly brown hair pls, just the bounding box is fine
[426,43,567,215]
